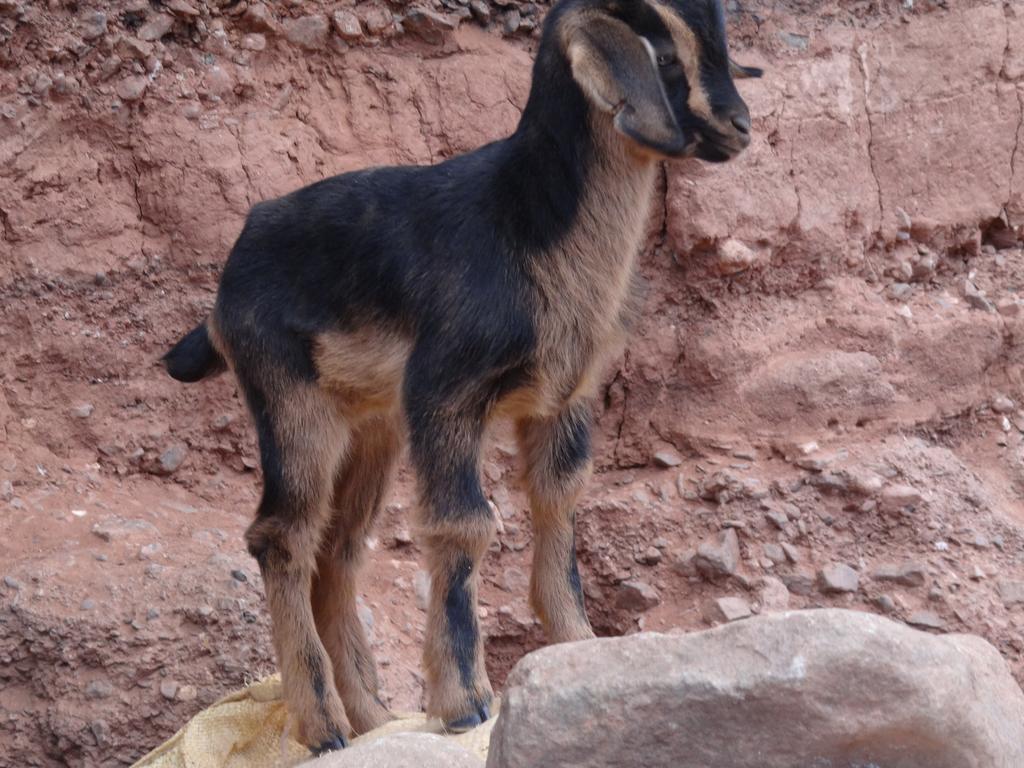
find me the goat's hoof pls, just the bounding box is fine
[310,733,348,756]
[446,701,492,733]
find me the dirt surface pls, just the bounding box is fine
[1,0,1023,765]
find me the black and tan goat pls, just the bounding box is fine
[164,0,759,753]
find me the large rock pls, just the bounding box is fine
[305,732,483,768]
[487,610,1024,768]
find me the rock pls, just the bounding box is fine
[871,561,927,588]
[240,33,267,51]
[91,517,158,542]
[81,598,96,611]
[997,580,1024,608]
[992,395,1015,414]
[159,679,179,700]
[85,680,114,700]
[764,509,788,530]
[907,611,945,630]
[469,0,491,21]
[413,570,431,611]
[715,238,758,275]
[165,0,199,16]
[704,596,751,623]
[231,569,248,583]
[403,7,458,44]
[962,280,995,312]
[502,9,521,35]
[636,546,662,565]
[332,9,364,41]
[0,480,13,502]
[80,11,107,41]
[156,444,187,475]
[301,732,483,768]
[880,483,923,513]
[487,610,1024,768]
[874,594,897,613]
[138,543,162,560]
[242,3,279,34]
[201,66,234,99]
[652,449,682,468]
[762,543,785,564]
[781,569,815,596]
[818,563,859,594]
[116,75,149,102]
[4,575,21,590]
[177,684,198,702]
[283,15,329,51]
[360,7,394,36]
[693,528,740,580]
[780,543,800,564]
[615,580,660,612]
[759,577,790,611]
[138,13,175,41]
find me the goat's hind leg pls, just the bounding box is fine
[312,416,400,736]
[518,401,595,643]
[244,383,353,754]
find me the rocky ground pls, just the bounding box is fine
[1,0,1023,766]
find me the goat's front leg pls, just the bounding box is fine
[406,389,496,731]
[517,401,596,643]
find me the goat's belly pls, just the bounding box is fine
[311,329,410,419]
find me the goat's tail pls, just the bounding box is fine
[162,321,226,383]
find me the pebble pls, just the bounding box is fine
[907,611,945,630]
[652,449,682,468]
[715,238,758,275]
[71,403,94,419]
[874,594,897,613]
[781,543,801,564]
[160,679,179,700]
[705,596,751,623]
[242,3,279,34]
[85,680,114,700]
[637,546,662,565]
[0,480,12,502]
[80,11,107,41]
[782,569,816,596]
[138,543,162,560]
[404,7,458,44]
[818,563,859,594]
[962,280,995,312]
[4,575,21,590]
[138,13,175,41]
[615,580,661,612]
[759,577,790,612]
[693,528,740,580]
[469,0,491,21]
[503,9,521,34]
[116,75,149,102]
[165,0,199,16]
[231,569,248,583]
[997,580,1024,608]
[762,543,786,565]
[240,33,267,51]
[879,483,923,513]
[157,445,187,475]
[413,570,431,611]
[765,509,788,530]
[870,562,927,588]
[81,598,96,610]
[992,396,1015,414]
[332,9,364,41]
[284,14,329,50]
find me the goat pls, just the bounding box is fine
[163,0,759,753]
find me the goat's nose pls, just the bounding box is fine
[731,112,751,135]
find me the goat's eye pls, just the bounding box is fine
[656,53,677,67]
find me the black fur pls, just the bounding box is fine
[444,556,478,688]
[162,324,224,383]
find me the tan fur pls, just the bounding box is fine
[313,329,411,422]
[312,416,401,736]
[517,414,595,643]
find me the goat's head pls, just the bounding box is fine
[560,0,762,162]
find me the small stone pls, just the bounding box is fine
[652,450,682,468]
[177,684,196,704]
[716,238,758,275]
[998,580,1024,608]
[992,396,1015,414]
[759,577,790,612]
[763,543,786,564]
[616,580,661,612]
[469,0,491,21]
[503,9,521,34]
[243,3,278,33]
[874,594,897,613]
[116,75,149,102]
[332,9,363,41]
[962,280,995,312]
[404,7,458,44]
[880,483,923,513]
[0,481,12,502]
[361,7,394,36]
[240,33,267,51]
[138,14,175,41]
[818,563,860,594]
[147,607,160,620]
[637,546,662,565]
[765,509,788,530]
[3,575,21,590]
[86,680,114,700]
[156,444,187,475]
[80,11,107,41]
[871,562,927,588]
[907,611,945,630]
[781,543,801,564]
[231,569,247,583]
[160,679,179,700]
[284,15,329,50]
[165,0,199,16]
[138,543,162,560]
[81,598,96,610]
[693,528,740,580]
[705,596,751,623]
[414,570,431,611]
[795,455,830,472]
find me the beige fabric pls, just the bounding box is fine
[131,677,496,768]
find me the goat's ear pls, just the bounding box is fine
[567,16,685,156]
[729,58,764,79]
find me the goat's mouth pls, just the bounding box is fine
[693,133,749,163]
